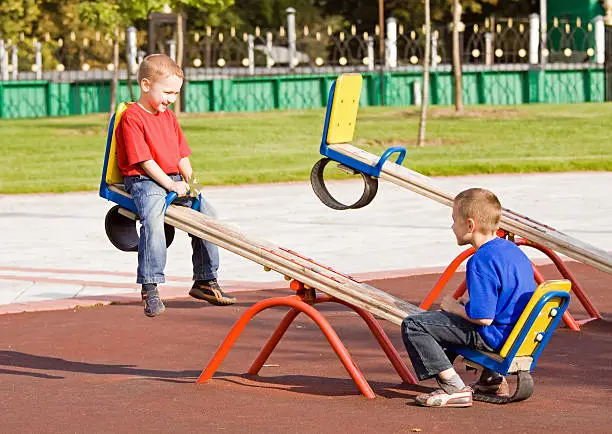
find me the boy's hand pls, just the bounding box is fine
[169,180,190,196]
[440,296,463,315]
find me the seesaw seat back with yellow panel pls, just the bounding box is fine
[324,73,362,146]
[311,73,407,210]
[99,102,135,213]
[452,280,571,403]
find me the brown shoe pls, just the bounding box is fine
[470,376,510,397]
[189,280,236,306]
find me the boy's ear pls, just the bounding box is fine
[467,218,476,233]
[140,78,152,92]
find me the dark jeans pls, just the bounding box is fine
[401,311,494,381]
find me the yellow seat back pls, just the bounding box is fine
[326,73,362,145]
[499,280,571,358]
[105,102,131,185]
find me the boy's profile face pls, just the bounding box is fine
[139,73,183,113]
[451,203,474,246]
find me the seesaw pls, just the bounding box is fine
[310,73,605,329]
[100,100,574,402]
[100,103,421,398]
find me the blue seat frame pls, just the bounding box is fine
[452,289,571,376]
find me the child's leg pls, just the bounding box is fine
[191,196,220,281]
[126,176,169,284]
[401,310,488,383]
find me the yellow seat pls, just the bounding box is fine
[103,102,131,186]
[452,280,572,403]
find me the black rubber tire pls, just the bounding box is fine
[104,205,175,252]
[310,158,378,210]
[473,371,534,404]
[512,371,534,402]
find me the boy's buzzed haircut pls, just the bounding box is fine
[137,54,184,82]
[454,188,502,234]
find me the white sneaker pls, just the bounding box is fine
[415,386,473,408]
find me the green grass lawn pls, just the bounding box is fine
[1,103,612,194]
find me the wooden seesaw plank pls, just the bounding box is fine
[328,143,612,275]
[108,186,422,325]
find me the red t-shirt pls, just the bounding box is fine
[116,103,191,177]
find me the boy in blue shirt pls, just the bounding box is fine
[402,188,536,407]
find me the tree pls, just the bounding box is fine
[165,0,234,114]
[79,1,159,112]
[78,0,233,113]
[417,0,431,147]
[452,0,463,113]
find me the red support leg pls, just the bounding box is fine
[532,263,581,331]
[327,297,417,384]
[248,307,301,375]
[197,296,294,384]
[198,294,376,398]
[517,239,602,322]
[451,279,467,300]
[420,248,475,310]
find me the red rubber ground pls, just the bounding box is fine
[1,262,611,432]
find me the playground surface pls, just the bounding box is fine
[2,261,611,433]
[2,172,612,309]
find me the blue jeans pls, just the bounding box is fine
[401,311,493,381]
[124,174,219,285]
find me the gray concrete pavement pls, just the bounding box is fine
[1,171,611,307]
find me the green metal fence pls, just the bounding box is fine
[0,66,604,119]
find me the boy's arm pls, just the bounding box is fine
[140,160,189,196]
[178,157,193,182]
[440,296,493,326]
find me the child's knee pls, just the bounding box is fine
[402,315,423,335]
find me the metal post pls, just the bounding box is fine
[286,7,296,69]
[485,32,493,65]
[35,41,42,79]
[168,39,176,62]
[413,80,422,106]
[540,0,547,66]
[0,40,7,81]
[385,16,397,68]
[367,36,375,71]
[595,15,605,65]
[126,26,137,74]
[378,0,385,106]
[431,30,438,67]
[266,32,274,68]
[247,34,255,75]
[529,13,540,64]
[605,20,612,101]
[11,45,18,80]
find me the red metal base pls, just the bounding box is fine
[197,291,416,399]
[420,233,602,331]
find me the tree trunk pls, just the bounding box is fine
[452,0,463,113]
[417,0,431,147]
[175,8,184,115]
[110,26,119,114]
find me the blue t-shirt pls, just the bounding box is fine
[464,237,536,351]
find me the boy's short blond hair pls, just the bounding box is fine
[454,188,502,234]
[137,54,184,82]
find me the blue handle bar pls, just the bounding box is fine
[374,146,406,175]
[164,191,202,214]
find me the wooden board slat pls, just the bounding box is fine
[328,143,612,275]
[165,206,422,325]
[107,186,422,325]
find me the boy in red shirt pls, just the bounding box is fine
[116,54,236,317]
